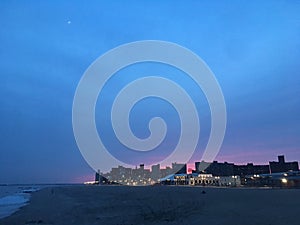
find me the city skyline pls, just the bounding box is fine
[94,154,299,187]
[99,154,299,174]
[1,1,300,184]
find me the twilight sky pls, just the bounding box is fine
[0,0,300,183]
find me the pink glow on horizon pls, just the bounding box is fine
[72,174,95,184]
[215,148,300,165]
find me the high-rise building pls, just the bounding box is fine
[172,163,187,174]
[151,164,161,181]
[95,169,100,183]
[269,155,299,173]
[195,161,234,176]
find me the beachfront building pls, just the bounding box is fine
[194,155,299,181]
[160,173,241,187]
[189,174,219,186]
[219,176,241,186]
[159,174,188,185]
[174,174,189,185]
[189,174,241,187]
[244,171,300,188]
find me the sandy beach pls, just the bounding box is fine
[1,185,299,225]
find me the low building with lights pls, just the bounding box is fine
[244,171,300,188]
[159,174,188,185]
[159,173,241,187]
[194,155,299,183]
[189,174,241,187]
[189,174,219,186]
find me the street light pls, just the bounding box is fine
[281,178,288,184]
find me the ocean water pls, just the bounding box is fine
[0,185,41,219]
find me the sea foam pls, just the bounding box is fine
[0,193,30,219]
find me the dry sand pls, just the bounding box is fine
[0,185,299,225]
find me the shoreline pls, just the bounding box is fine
[1,185,300,225]
[0,184,76,220]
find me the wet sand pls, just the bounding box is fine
[1,185,299,225]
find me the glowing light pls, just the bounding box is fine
[281,178,288,184]
[84,181,97,185]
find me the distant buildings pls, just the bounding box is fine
[269,155,299,173]
[172,162,187,174]
[195,161,235,176]
[233,163,269,177]
[151,164,161,181]
[93,155,299,188]
[95,162,187,185]
[194,155,298,178]
[159,173,241,187]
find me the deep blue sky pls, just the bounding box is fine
[0,1,299,183]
